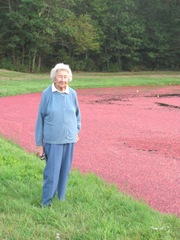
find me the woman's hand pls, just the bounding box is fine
[36,146,44,157]
[76,135,80,142]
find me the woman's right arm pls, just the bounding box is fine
[36,146,44,157]
[35,93,46,155]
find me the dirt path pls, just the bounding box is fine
[0,86,179,216]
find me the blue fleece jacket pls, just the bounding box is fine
[35,85,81,146]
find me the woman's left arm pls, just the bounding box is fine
[74,92,81,134]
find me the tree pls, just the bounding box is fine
[0,0,179,71]
[0,0,55,71]
[136,0,180,69]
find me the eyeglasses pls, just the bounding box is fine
[56,75,69,81]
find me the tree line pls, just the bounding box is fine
[0,0,179,72]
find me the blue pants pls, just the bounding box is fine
[42,143,74,206]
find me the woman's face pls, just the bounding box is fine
[54,69,69,91]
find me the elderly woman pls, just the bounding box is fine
[35,63,81,207]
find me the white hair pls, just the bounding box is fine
[50,63,72,82]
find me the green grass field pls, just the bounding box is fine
[0,138,180,240]
[0,69,180,239]
[0,69,179,97]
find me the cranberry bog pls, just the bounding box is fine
[0,85,179,217]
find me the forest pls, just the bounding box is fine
[0,0,179,72]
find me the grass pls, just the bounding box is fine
[0,69,179,97]
[0,69,180,239]
[0,137,180,240]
